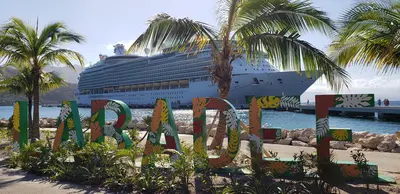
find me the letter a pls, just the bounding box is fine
[53,101,85,151]
[142,99,181,166]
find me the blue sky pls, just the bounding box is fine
[1,0,399,101]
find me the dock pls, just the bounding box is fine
[298,105,400,120]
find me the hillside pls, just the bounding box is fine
[0,65,81,105]
[0,83,77,106]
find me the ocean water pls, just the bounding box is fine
[0,106,399,134]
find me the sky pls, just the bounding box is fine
[1,0,399,101]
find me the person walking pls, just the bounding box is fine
[378,99,381,106]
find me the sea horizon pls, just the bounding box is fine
[1,105,399,135]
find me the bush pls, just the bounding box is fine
[15,140,52,175]
[170,143,195,193]
[10,135,368,193]
[0,116,13,140]
[104,147,142,192]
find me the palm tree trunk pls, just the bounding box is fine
[27,95,33,139]
[32,70,40,142]
[208,58,232,150]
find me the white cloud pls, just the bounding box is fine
[303,75,400,102]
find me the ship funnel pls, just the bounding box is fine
[114,44,127,56]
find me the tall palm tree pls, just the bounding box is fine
[0,63,66,136]
[329,0,400,74]
[128,0,350,149]
[0,18,84,141]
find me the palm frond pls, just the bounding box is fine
[39,71,67,93]
[330,0,400,74]
[0,71,31,95]
[37,22,85,55]
[39,49,84,70]
[1,17,36,45]
[233,0,336,39]
[240,30,350,91]
[0,66,65,96]
[128,13,219,54]
[216,0,243,36]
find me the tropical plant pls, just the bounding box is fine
[128,0,350,149]
[104,148,142,192]
[170,143,196,193]
[329,0,400,73]
[0,17,85,141]
[14,140,52,174]
[0,64,66,133]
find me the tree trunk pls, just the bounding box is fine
[31,70,40,142]
[208,58,232,150]
[27,95,33,139]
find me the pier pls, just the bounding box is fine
[298,105,400,120]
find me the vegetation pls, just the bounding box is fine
[0,83,77,106]
[6,132,386,194]
[0,63,66,133]
[330,0,400,73]
[129,0,350,149]
[0,17,85,141]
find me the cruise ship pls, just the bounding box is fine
[76,44,320,108]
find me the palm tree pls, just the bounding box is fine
[128,0,350,149]
[329,0,400,73]
[0,63,66,136]
[0,18,84,141]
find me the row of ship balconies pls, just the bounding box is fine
[79,79,192,95]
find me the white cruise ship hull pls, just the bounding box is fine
[77,71,318,108]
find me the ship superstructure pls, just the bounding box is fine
[77,44,320,108]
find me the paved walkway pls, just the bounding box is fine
[0,132,399,193]
[0,166,106,194]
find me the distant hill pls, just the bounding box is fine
[0,83,77,106]
[0,65,81,105]
[1,65,83,83]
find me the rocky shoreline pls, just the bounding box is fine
[1,117,399,153]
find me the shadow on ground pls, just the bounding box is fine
[0,164,109,194]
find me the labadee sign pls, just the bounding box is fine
[11,94,380,179]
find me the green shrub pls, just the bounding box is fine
[15,140,52,175]
[170,143,195,193]
[104,147,142,192]
[0,116,13,140]
[72,141,119,185]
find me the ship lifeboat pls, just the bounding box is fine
[138,84,145,88]
[179,80,189,84]
[153,82,161,86]
[161,82,169,86]
[170,81,179,85]
[145,83,153,88]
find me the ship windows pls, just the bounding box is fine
[235,81,239,84]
